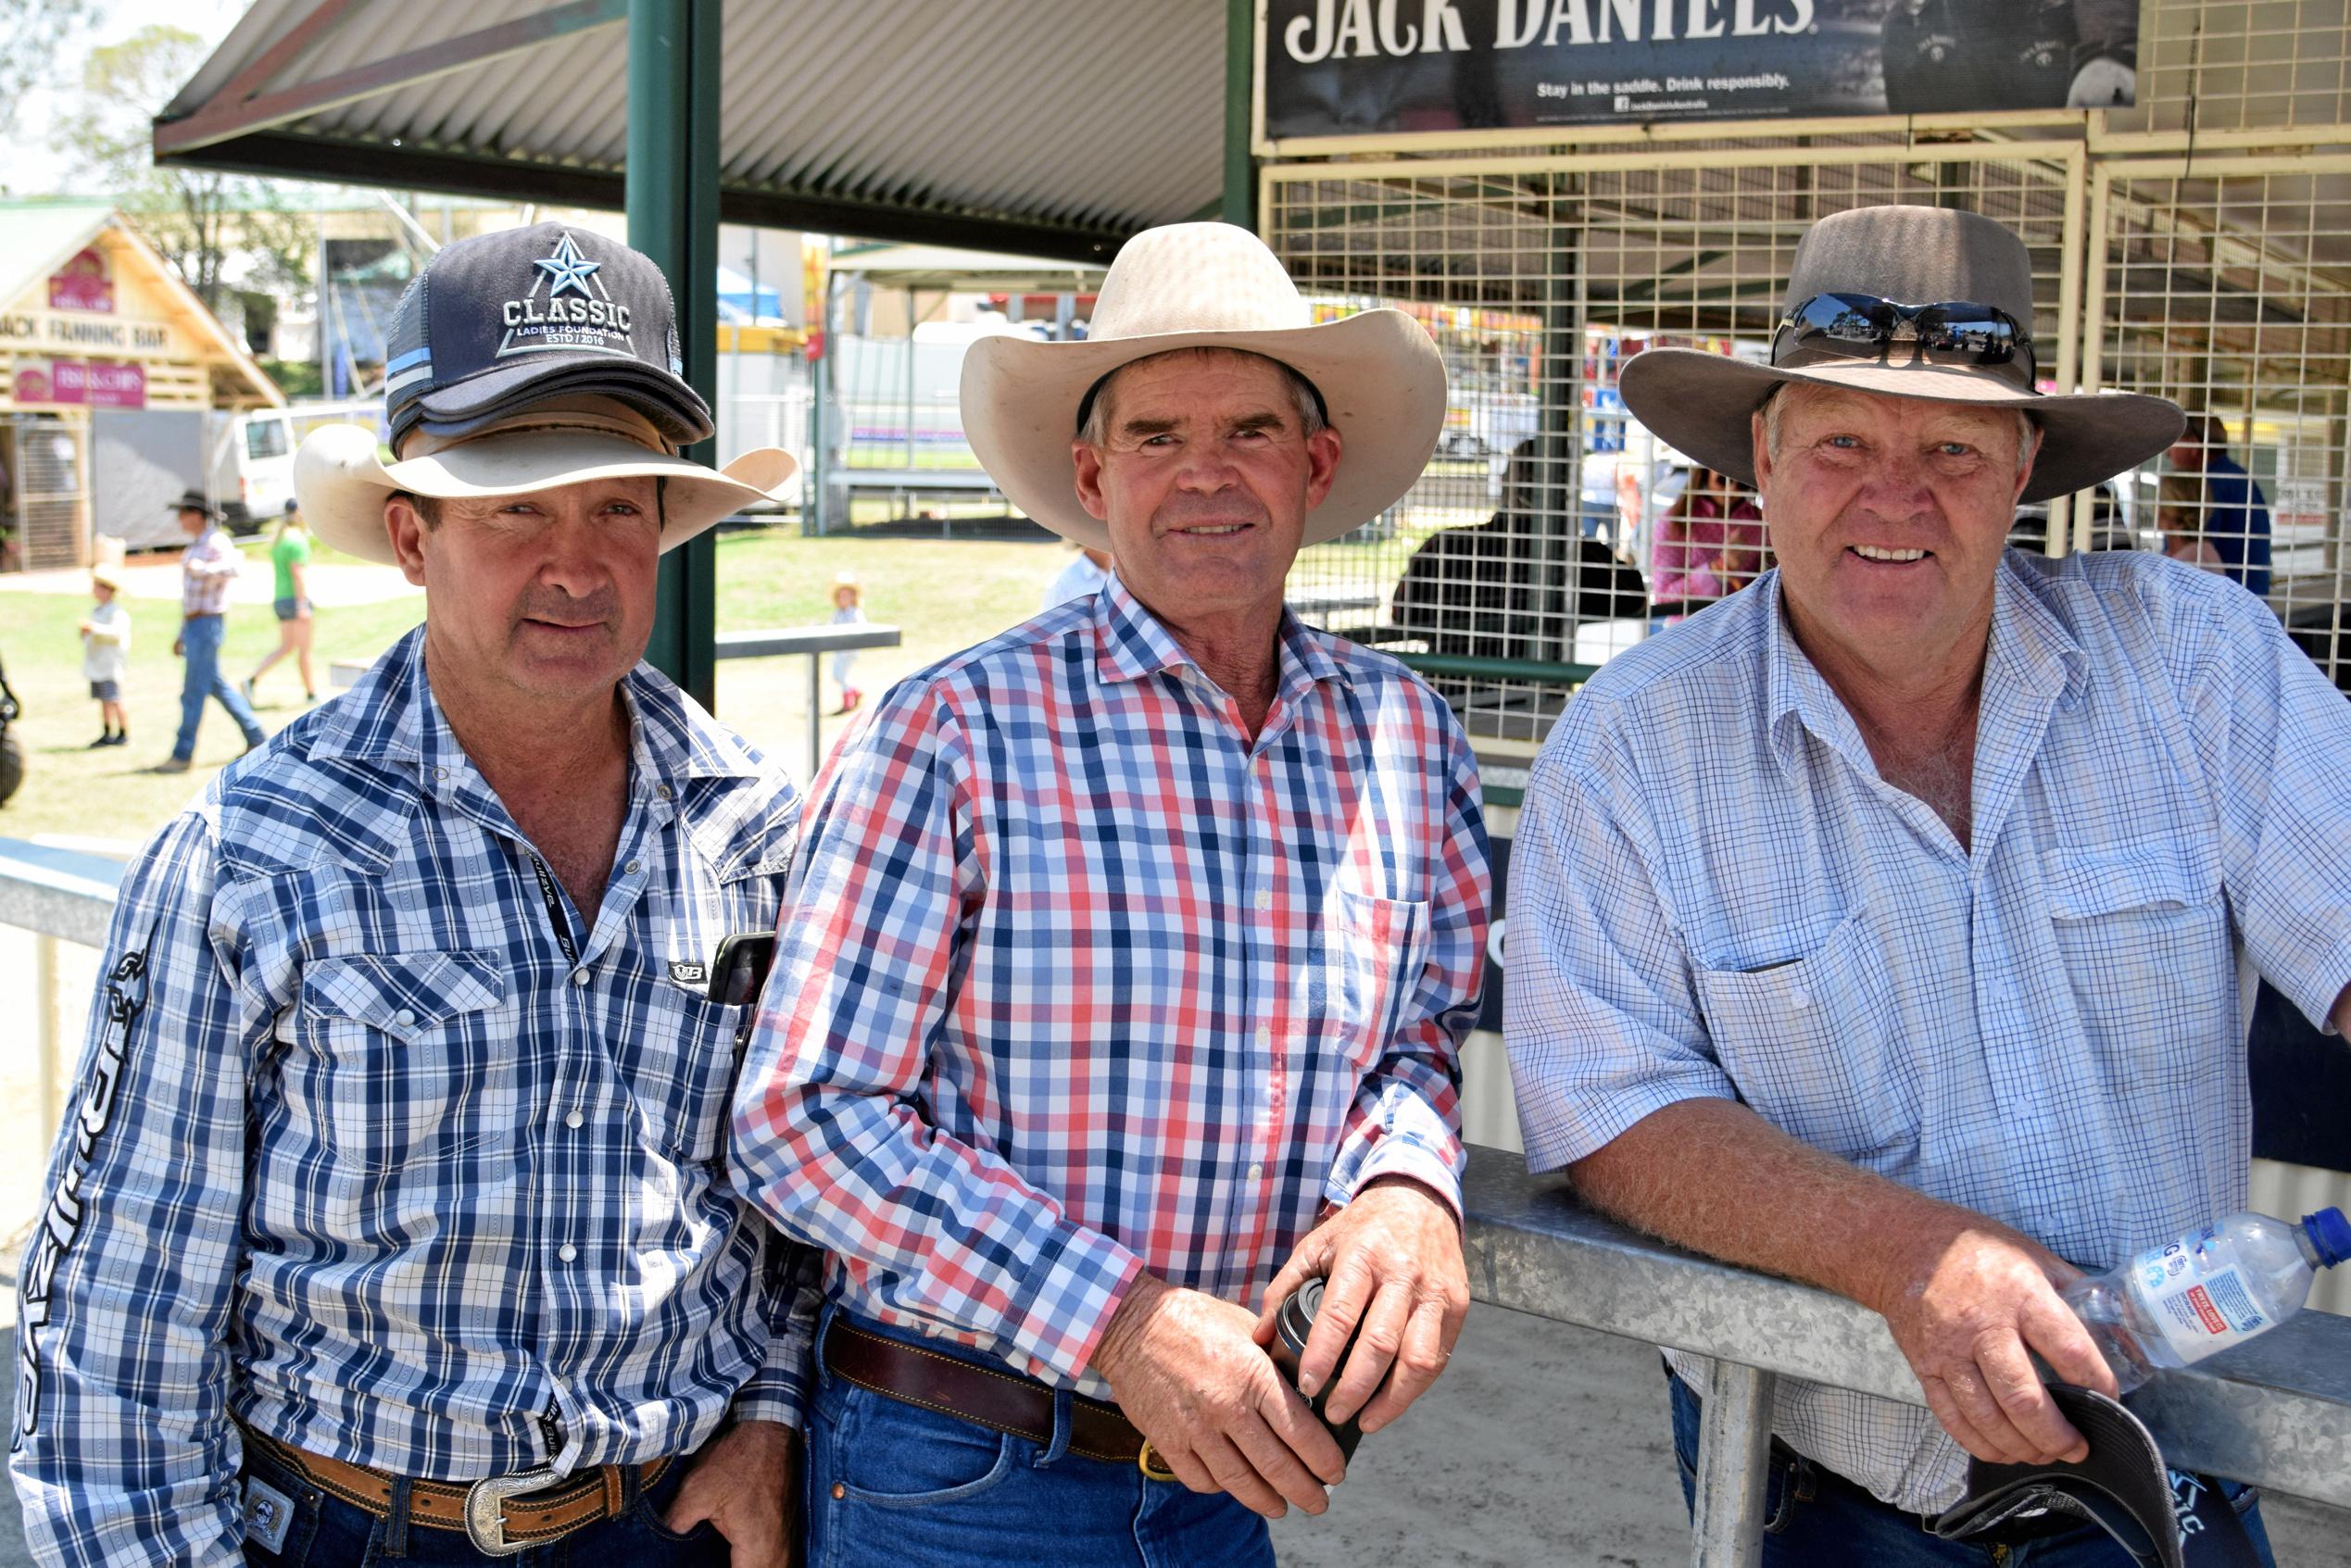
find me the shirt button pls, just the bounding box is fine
[658,784,673,801]
[434,766,448,781]
[1248,1162,1264,1181]
[624,859,640,874]
[1255,891,1272,911]
[1256,1026,1272,1047]
[1787,985,1812,1010]
[393,1009,415,1027]
[565,1110,584,1130]
[571,971,590,987]
[558,1244,577,1262]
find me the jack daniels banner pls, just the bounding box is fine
[1261,0,2140,139]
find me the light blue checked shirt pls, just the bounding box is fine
[12,629,813,1568]
[1506,549,2351,1512]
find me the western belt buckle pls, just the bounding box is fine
[1137,1439,1180,1483]
[464,1467,554,1557]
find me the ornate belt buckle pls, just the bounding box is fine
[1136,1439,1180,1483]
[464,1468,554,1557]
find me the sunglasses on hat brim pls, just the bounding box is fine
[1771,293,2037,391]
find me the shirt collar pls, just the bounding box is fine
[1761,552,2087,781]
[308,626,769,797]
[1091,573,1352,696]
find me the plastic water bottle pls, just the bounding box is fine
[2061,1207,2351,1393]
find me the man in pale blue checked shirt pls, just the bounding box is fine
[12,226,807,1567]
[1506,206,2351,1564]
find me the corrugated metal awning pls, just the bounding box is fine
[157,0,1229,261]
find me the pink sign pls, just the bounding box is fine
[44,359,145,408]
[48,248,114,313]
[12,366,52,404]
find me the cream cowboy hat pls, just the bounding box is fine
[1618,206,2181,504]
[959,222,1446,549]
[294,397,796,566]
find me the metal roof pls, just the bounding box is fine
[157,0,1229,261]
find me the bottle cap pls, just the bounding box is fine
[2303,1207,2351,1268]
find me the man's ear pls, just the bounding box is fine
[2012,420,2043,506]
[1302,424,1343,511]
[1072,441,1113,522]
[383,497,431,588]
[1750,409,1774,492]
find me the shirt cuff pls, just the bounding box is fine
[999,1219,1145,1386]
[1336,1137,1465,1225]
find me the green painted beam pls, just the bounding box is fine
[1224,0,1254,227]
[627,0,720,709]
[1394,653,1598,685]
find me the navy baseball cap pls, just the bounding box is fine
[383,222,712,451]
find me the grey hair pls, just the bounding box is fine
[1758,384,2038,474]
[1076,346,1327,446]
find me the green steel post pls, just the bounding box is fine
[1225,0,1255,228]
[627,0,720,709]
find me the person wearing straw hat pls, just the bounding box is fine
[732,221,1491,1565]
[77,563,131,748]
[156,487,266,773]
[14,224,811,1568]
[1503,204,2351,1562]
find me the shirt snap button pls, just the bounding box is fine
[558,1244,577,1262]
[565,1110,584,1130]
[624,859,640,874]
[571,971,590,987]
[393,1009,416,1027]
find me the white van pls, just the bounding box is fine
[222,400,384,529]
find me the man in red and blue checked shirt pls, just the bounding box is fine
[732,222,1493,1568]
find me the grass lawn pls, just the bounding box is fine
[0,528,1077,847]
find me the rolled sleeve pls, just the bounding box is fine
[2185,583,2351,1033]
[12,815,258,1568]
[1328,723,1491,1221]
[1503,711,1736,1173]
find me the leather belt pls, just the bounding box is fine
[824,1320,1145,1466]
[240,1425,673,1557]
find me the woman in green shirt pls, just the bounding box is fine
[245,499,317,704]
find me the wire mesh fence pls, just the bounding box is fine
[1264,1,2351,734]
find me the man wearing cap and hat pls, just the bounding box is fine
[157,487,267,773]
[14,225,809,1567]
[1505,204,2351,1562]
[730,222,1490,1565]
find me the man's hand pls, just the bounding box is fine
[662,1419,797,1567]
[171,635,184,658]
[1868,1215,2118,1468]
[1089,1273,1347,1520]
[1253,1175,1469,1434]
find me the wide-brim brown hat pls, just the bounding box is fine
[1619,207,2181,504]
[293,397,795,565]
[960,222,1446,549]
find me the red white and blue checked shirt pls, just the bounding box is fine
[178,522,241,616]
[731,578,1491,1395]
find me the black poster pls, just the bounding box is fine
[1261,0,2140,140]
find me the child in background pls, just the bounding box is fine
[80,566,131,747]
[830,571,866,714]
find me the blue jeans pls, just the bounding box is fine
[1666,1370,2274,1566]
[802,1306,1272,1568]
[239,1436,723,1565]
[174,613,265,760]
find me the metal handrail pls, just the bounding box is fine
[711,622,903,781]
[1463,1148,2351,1564]
[9,853,2346,1566]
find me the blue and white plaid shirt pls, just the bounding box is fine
[12,629,812,1567]
[1506,550,2351,1512]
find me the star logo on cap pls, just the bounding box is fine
[534,232,602,300]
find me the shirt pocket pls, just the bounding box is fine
[2042,843,2232,1079]
[1305,889,1432,1071]
[1691,914,1914,1161]
[617,982,748,1165]
[295,952,515,1173]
